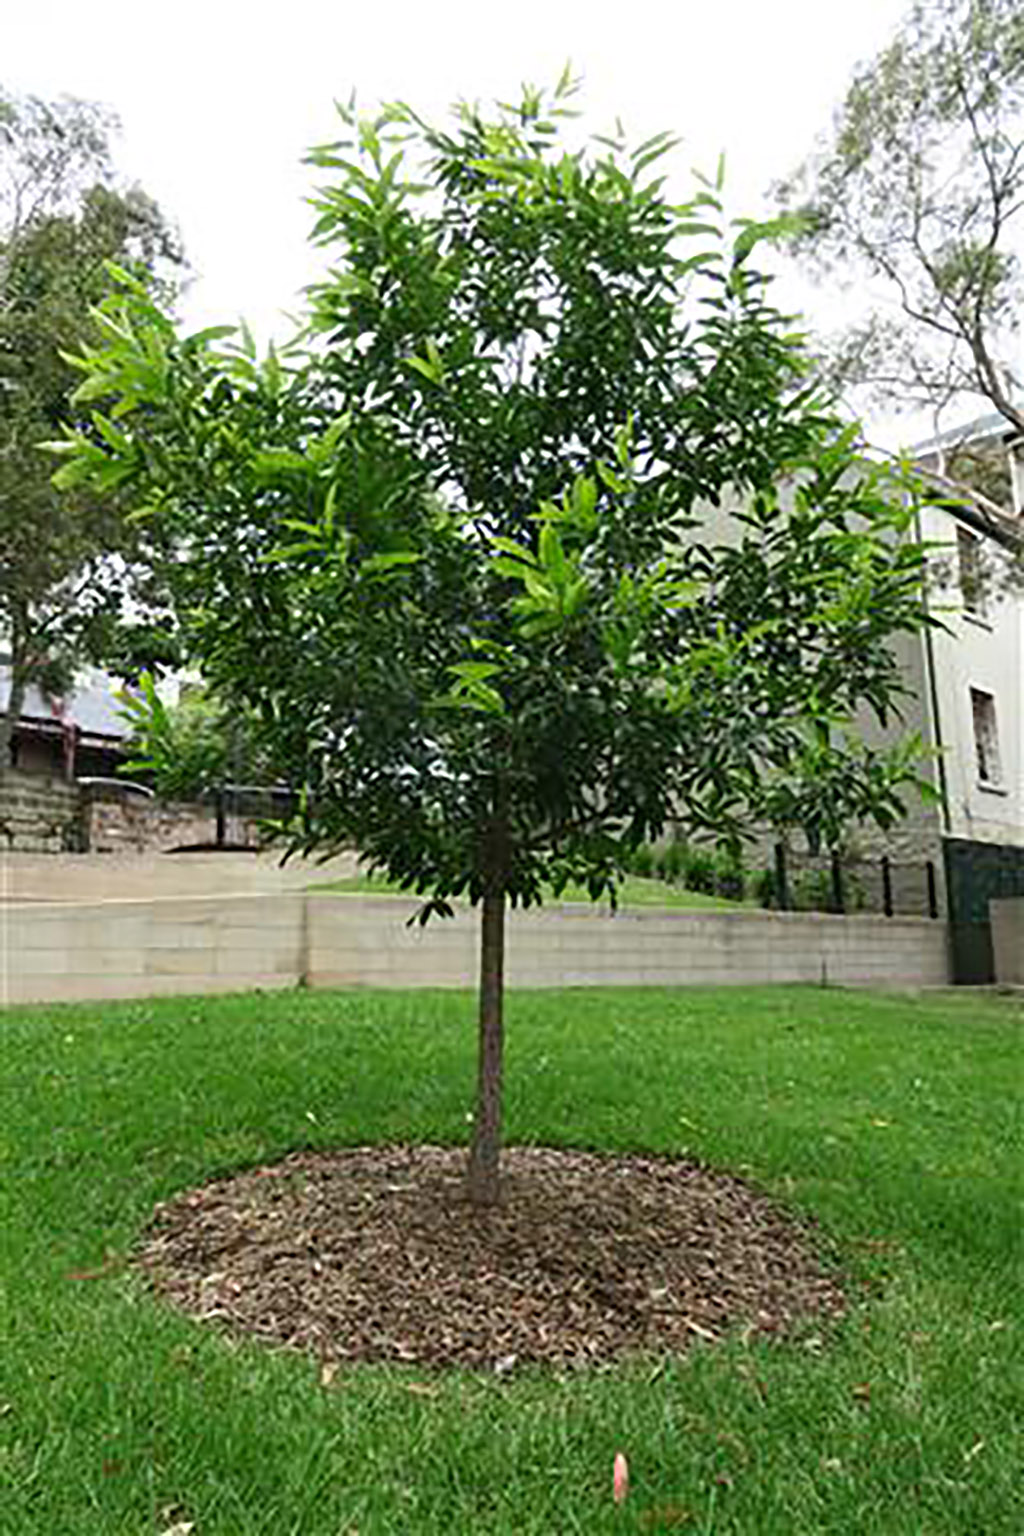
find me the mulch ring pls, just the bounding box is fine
[138,1145,845,1373]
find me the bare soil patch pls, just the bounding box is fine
[140,1145,844,1371]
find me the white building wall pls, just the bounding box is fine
[920,501,1023,848]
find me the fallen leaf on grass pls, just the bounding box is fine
[851,1382,872,1403]
[66,1255,127,1282]
[683,1318,717,1342]
[159,1524,196,1535]
[639,1505,693,1528]
[319,1360,339,1388]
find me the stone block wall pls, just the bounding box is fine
[0,772,84,854]
[0,771,264,856]
[83,789,261,854]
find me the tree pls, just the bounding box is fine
[119,674,275,844]
[776,0,1024,439]
[54,80,934,1205]
[0,87,182,770]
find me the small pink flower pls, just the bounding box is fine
[613,1451,629,1505]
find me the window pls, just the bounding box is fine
[970,688,1002,786]
[1010,438,1024,518]
[957,527,986,616]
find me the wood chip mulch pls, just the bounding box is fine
[138,1145,845,1372]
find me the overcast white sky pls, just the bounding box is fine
[6,0,956,446]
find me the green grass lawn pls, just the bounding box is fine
[2,985,1021,1534]
[311,869,741,909]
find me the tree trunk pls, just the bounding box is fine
[1,615,31,775]
[467,886,506,1207]
[969,334,1024,438]
[0,663,27,775]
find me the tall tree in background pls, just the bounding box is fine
[0,88,182,770]
[56,82,934,1205]
[777,0,1024,443]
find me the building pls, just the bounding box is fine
[905,415,1024,979]
[810,414,1023,978]
[0,667,131,781]
[685,410,1023,979]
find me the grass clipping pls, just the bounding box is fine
[139,1145,845,1372]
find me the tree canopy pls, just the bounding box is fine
[777,0,1024,438]
[0,87,182,769]
[54,79,935,1202]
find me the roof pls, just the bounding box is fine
[912,465,1024,552]
[0,668,132,742]
[910,410,1022,456]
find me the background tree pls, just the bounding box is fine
[0,87,182,770]
[119,674,274,844]
[55,82,934,1205]
[776,0,1024,442]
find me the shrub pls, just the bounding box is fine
[654,842,687,884]
[680,846,717,894]
[629,844,655,878]
[792,868,833,912]
[753,867,777,908]
[713,857,746,901]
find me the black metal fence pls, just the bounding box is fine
[763,845,942,920]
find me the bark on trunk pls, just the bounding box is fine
[969,335,1024,438]
[467,886,506,1207]
[1,617,30,775]
[0,668,26,774]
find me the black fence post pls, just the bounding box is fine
[830,851,845,914]
[774,843,790,911]
[926,860,939,920]
[881,855,893,918]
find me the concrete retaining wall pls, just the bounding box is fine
[2,892,950,1007]
[991,898,1024,985]
[0,850,359,903]
[309,898,948,989]
[2,895,303,1006]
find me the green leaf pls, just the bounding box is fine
[492,556,539,581]
[538,523,566,581]
[359,551,423,577]
[490,535,536,563]
[404,354,443,385]
[253,449,311,476]
[185,324,238,348]
[449,661,502,681]
[569,475,598,527]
